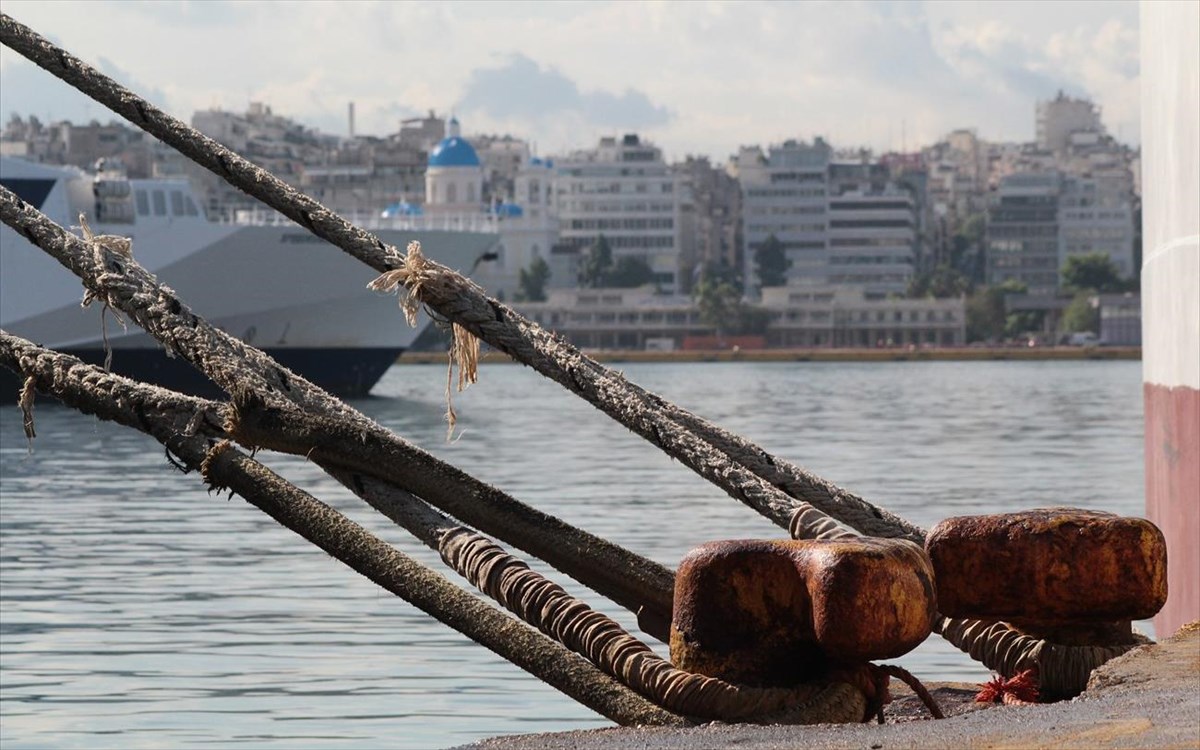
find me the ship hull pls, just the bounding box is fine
[2,157,500,398]
[0,345,402,400]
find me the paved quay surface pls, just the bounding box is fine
[456,623,1199,750]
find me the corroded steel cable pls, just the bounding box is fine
[935,616,1151,701]
[0,186,675,627]
[0,334,681,728]
[0,12,922,543]
[439,527,869,724]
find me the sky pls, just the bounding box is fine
[0,1,1140,162]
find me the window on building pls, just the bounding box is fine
[467,183,475,203]
[447,183,458,203]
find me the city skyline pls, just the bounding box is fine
[1,1,1139,161]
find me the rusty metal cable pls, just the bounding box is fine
[439,527,870,723]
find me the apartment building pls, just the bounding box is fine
[986,172,1062,293]
[1058,173,1136,278]
[736,138,832,296]
[673,155,741,292]
[739,141,918,296]
[553,134,683,292]
[1037,91,1105,154]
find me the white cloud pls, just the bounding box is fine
[0,0,1139,160]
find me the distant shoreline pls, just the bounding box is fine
[397,345,1141,365]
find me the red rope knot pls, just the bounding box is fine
[976,667,1040,705]
[826,663,944,723]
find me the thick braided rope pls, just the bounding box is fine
[794,497,1152,701]
[0,16,1143,692]
[789,502,859,541]
[937,617,1152,699]
[788,502,943,720]
[440,528,867,724]
[0,338,681,728]
[0,12,919,543]
[0,188,676,626]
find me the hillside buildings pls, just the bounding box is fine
[2,89,1141,348]
[1037,91,1105,155]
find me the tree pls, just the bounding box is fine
[952,212,987,286]
[966,279,1029,343]
[1062,252,1124,293]
[515,256,550,302]
[694,277,739,336]
[606,255,655,288]
[908,264,969,299]
[578,234,613,288]
[753,234,790,288]
[1061,291,1099,333]
[693,277,768,336]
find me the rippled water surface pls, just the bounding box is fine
[1,360,1146,748]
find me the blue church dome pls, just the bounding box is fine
[428,136,480,167]
[428,119,479,167]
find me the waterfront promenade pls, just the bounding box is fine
[398,346,1141,366]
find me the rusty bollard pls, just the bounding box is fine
[927,508,1168,700]
[670,538,937,688]
[927,508,1167,642]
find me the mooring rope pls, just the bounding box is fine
[785,501,944,719]
[0,12,922,544]
[0,187,676,632]
[439,527,871,724]
[0,13,1147,698]
[936,616,1151,700]
[0,333,683,728]
[1,334,861,724]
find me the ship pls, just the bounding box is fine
[0,155,501,397]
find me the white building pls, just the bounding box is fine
[1058,173,1136,279]
[415,119,558,299]
[1036,91,1105,154]
[986,172,1062,293]
[739,141,917,296]
[736,138,832,296]
[825,187,917,293]
[553,134,683,293]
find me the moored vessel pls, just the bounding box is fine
[0,155,500,396]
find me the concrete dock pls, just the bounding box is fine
[457,623,1199,750]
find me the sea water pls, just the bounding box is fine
[0,359,1147,748]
